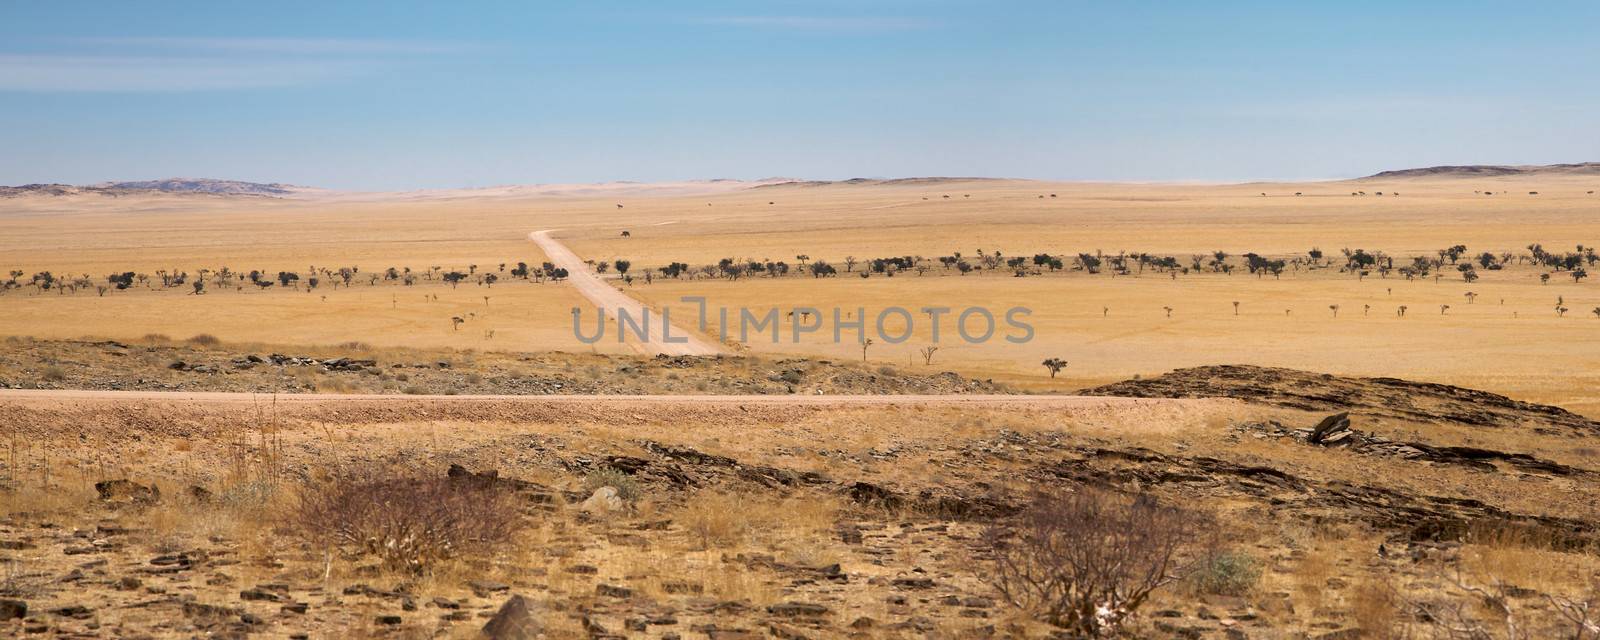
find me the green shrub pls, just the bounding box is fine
[582,467,641,502]
[1188,550,1261,596]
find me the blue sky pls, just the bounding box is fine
[1,1,1596,190]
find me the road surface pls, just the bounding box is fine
[0,388,1191,407]
[529,229,725,356]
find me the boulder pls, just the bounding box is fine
[1308,412,1352,445]
[579,487,623,514]
[482,595,540,639]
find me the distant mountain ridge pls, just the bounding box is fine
[0,177,310,199]
[94,178,306,195]
[1365,162,1600,179]
[755,177,1006,188]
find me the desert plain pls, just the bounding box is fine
[2,170,1600,639]
[2,173,1596,409]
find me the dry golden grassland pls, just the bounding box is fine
[2,176,1597,413]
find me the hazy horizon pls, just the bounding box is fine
[3,1,1598,190]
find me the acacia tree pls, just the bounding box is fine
[1042,358,1067,378]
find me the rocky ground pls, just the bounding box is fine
[4,365,1600,638]
[0,337,1008,396]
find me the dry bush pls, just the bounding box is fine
[1350,576,1403,639]
[186,333,222,346]
[1404,568,1600,640]
[291,470,521,573]
[983,487,1206,637]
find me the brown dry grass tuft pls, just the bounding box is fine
[674,489,842,561]
[1350,575,1403,639]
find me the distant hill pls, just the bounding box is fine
[755,177,1008,188]
[94,178,306,195]
[0,178,311,198]
[1364,163,1600,180]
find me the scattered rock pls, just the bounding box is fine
[469,580,510,598]
[94,479,160,505]
[51,604,92,619]
[767,602,830,617]
[596,584,633,599]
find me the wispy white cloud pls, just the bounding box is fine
[0,36,471,92]
[0,54,367,91]
[66,36,477,55]
[694,16,935,31]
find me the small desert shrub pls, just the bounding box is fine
[40,365,67,382]
[186,333,222,346]
[314,377,355,393]
[677,490,839,551]
[876,365,897,376]
[983,487,1205,637]
[1187,549,1260,596]
[291,471,520,572]
[337,341,372,351]
[582,467,641,502]
[680,492,748,548]
[402,385,427,395]
[217,478,280,510]
[141,333,172,343]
